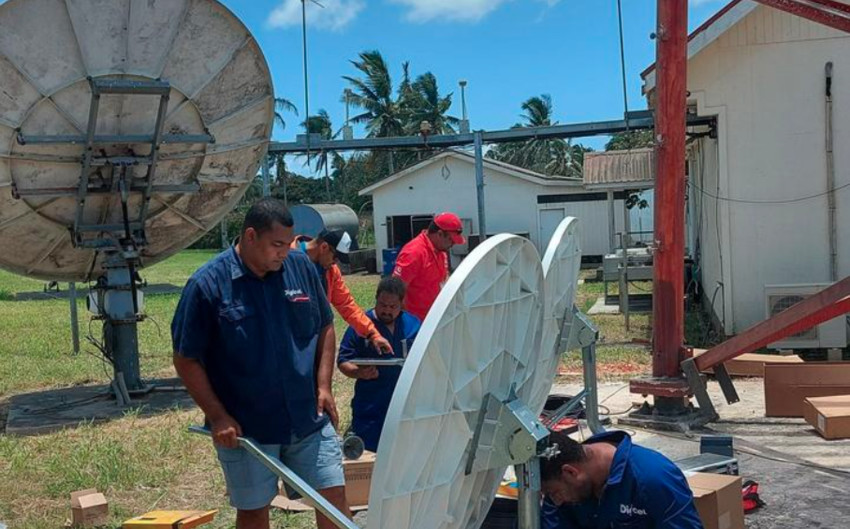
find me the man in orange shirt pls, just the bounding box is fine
[294,229,392,354]
[392,212,465,322]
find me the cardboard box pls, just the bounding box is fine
[70,489,109,528]
[695,350,803,377]
[123,510,217,529]
[273,451,375,513]
[343,450,375,509]
[686,473,744,529]
[764,363,850,417]
[803,395,850,440]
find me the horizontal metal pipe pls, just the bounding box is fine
[269,114,715,154]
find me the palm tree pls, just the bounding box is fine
[273,97,298,132]
[268,97,299,203]
[302,109,342,202]
[405,72,461,135]
[488,94,583,177]
[343,50,405,173]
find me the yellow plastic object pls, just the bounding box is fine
[123,510,217,529]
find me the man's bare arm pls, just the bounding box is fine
[174,355,241,448]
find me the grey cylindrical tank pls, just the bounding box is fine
[292,204,359,240]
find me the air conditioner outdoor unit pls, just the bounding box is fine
[764,284,849,349]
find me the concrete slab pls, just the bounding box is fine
[588,296,621,315]
[5,378,195,435]
[553,379,850,529]
[587,294,653,315]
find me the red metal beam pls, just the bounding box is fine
[630,377,693,398]
[754,0,850,33]
[651,0,689,378]
[694,276,850,371]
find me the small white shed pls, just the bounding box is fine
[359,150,633,269]
[642,0,850,347]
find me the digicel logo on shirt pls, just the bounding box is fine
[285,289,311,302]
[620,504,648,517]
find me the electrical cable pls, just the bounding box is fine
[690,180,850,205]
[599,383,630,405]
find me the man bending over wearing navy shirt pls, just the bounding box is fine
[337,276,420,452]
[541,430,704,529]
[172,198,349,529]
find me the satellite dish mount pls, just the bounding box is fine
[16,77,214,397]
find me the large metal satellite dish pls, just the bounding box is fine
[527,217,582,415]
[0,0,273,394]
[0,0,273,281]
[367,234,545,529]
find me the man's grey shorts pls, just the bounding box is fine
[215,421,345,511]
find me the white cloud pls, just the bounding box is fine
[390,0,560,23]
[389,0,510,23]
[689,0,724,5]
[268,0,365,31]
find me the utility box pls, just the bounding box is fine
[70,489,109,528]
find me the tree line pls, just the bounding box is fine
[193,50,653,248]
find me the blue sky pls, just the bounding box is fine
[221,0,729,172]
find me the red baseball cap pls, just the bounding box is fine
[434,212,466,245]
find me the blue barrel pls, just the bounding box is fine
[382,248,400,277]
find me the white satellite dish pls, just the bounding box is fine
[0,0,273,281]
[527,217,582,415]
[367,234,545,529]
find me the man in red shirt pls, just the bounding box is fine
[392,212,465,322]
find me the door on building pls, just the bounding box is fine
[539,208,566,249]
[386,214,435,248]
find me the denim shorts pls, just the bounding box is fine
[215,421,345,511]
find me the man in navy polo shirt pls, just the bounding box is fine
[172,198,349,529]
[337,276,420,452]
[540,430,704,529]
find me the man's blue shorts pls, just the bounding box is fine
[215,422,345,511]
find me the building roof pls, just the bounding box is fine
[358,150,582,196]
[641,0,758,93]
[582,148,655,190]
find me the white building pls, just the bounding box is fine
[360,150,648,269]
[642,0,850,344]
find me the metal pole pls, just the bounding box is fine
[460,81,468,121]
[474,130,487,241]
[616,0,631,123]
[69,282,80,355]
[619,232,630,331]
[825,62,837,281]
[301,0,311,165]
[516,460,541,529]
[582,342,605,434]
[607,190,616,253]
[324,154,332,202]
[189,427,358,529]
[103,255,143,391]
[262,155,271,197]
[651,0,688,379]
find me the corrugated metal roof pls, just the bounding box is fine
[583,148,655,189]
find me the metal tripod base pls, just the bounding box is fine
[618,398,713,433]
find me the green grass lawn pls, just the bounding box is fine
[0,252,657,529]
